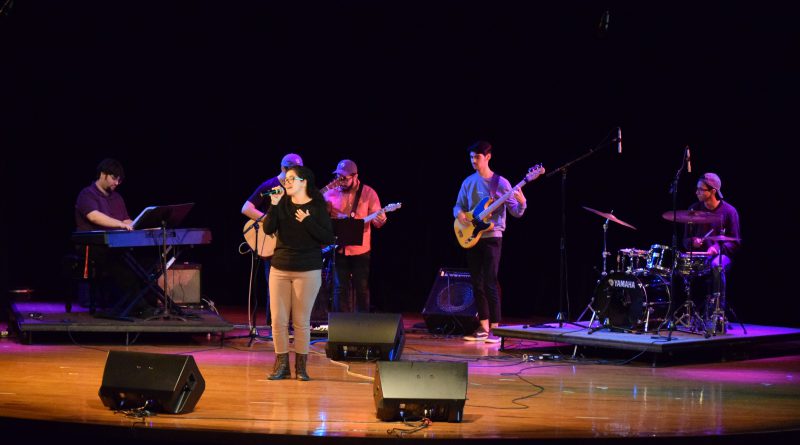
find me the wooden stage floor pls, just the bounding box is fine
[2,305,800,444]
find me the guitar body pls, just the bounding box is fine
[243,219,277,258]
[454,197,495,249]
[242,177,346,258]
[453,164,545,249]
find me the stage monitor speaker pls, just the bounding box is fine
[157,263,201,305]
[422,268,479,335]
[373,361,468,422]
[326,312,404,361]
[99,351,205,414]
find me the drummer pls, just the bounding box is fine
[681,173,741,303]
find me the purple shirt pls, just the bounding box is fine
[74,182,130,231]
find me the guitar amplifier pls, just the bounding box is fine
[422,268,479,335]
[157,263,202,305]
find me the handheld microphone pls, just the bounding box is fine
[615,127,622,153]
[686,145,692,173]
[260,188,283,197]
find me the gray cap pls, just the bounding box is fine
[701,172,723,199]
[281,153,304,168]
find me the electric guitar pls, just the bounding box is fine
[363,202,402,224]
[243,176,345,257]
[453,165,545,248]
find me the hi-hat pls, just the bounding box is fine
[661,210,719,224]
[706,235,741,242]
[582,206,637,230]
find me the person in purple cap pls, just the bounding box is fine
[324,159,388,313]
[241,153,303,330]
[682,172,741,317]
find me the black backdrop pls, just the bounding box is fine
[2,1,797,326]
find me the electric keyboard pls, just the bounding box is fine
[72,228,212,248]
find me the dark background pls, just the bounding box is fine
[2,1,797,326]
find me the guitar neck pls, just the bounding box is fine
[477,178,527,220]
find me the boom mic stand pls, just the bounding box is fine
[536,128,619,330]
[233,213,272,346]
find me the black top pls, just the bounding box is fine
[681,200,741,257]
[263,196,335,271]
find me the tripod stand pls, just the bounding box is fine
[537,128,621,329]
[232,215,273,346]
[670,270,710,337]
[576,207,638,332]
[145,220,187,322]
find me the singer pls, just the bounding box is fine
[240,153,304,325]
[682,172,741,318]
[262,165,335,381]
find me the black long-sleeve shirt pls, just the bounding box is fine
[264,196,335,271]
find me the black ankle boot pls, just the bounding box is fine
[295,353,310,381]
[268,353,291,380]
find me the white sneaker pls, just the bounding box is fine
[463,330,489,341]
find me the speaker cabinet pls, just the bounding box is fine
[326,312,405,361]
[99,351,205,414]
[422,268,479,335]
[373,361,468,422]
[156,263,201,305]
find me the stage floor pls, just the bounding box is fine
[2,306,800,444]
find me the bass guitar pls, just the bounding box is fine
[453,165,545,248]
[243,176,345,257]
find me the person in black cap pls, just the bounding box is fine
[324,159,388,313]
[241,153,304,328]
[682,172,741,316]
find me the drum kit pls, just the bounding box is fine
[579,207,740,336]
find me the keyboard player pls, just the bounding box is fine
[73,158,142,313]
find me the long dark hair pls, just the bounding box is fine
[287,165,324,202]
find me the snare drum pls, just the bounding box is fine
[676,252,712,276]
[593,271,671,331]
[646,244,674,275]
[617,248,649,273]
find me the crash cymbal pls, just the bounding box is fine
[582,206,637,230]
[706,235,741,242]
[661,210,719,224]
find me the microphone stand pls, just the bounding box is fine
[231,212,272,346]
[538,131,616,330]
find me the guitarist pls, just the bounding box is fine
[324,159,388,313]
[240,153,304,324]
[453,141,528,343]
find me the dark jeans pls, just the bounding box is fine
[466,237,502,324]
[333,252,371,313]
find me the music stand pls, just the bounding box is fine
[329,218,364,313]
[139,203,194,321]
[332,218,364,247]
[132,203,194,230]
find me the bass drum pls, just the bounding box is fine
[593,271,671,331]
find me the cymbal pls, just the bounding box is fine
[661,210,719,224]
[706,235,740,242]
[582,206,637,230]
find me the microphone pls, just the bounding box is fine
[686,145,692,173]
[615,127,622,153]
[598,10,610,36]
[260,188,283,197]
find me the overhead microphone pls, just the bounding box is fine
[615,127,622,153]
[598,10,610,36]
[260,188,283,197]
[686,145,692,173]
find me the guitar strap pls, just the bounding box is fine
[350,183,364,218]
[489,174,501,199]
